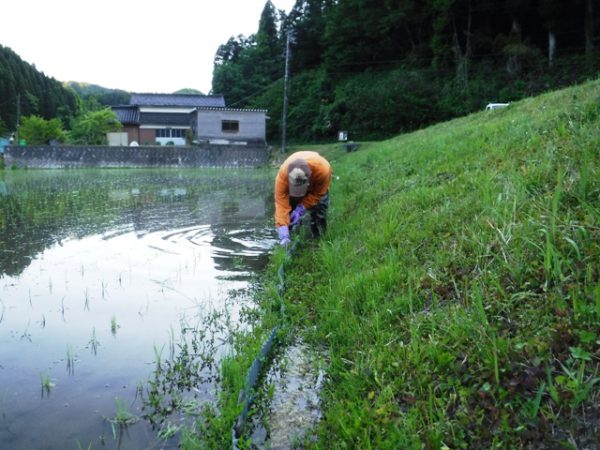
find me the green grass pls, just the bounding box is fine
[186,78,600,448]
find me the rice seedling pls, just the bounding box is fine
[74,440,92,450]
[153,344,163,371]
[83,288,90,311]
[60,296,66,321]
[40,370,55,396]
[20,322,32,342]
[66,345,75,375]
[168,326,175,360]
[110,315,118,335]
[88,328,99,355]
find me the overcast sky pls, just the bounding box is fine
[0,0,295,95]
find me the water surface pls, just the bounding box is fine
[0,168,275,449]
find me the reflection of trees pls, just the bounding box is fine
[0,179,116,276]
[0,170,273,277]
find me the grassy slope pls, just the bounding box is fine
[280,79,600,449]
[186,79,600,449]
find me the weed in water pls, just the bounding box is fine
[157,421,181,440]
[108,397,139,426]
[107,397,140,443]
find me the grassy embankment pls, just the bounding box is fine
[184,79,600,449]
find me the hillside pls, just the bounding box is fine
[0,45,80,133]
[66,81,131,108]
[192,78,600,449]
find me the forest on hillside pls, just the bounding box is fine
[212,0,599,142]
[0,45,80,136]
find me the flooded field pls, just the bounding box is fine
[0,168,276,449]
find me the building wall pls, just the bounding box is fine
[193,110,266,142]
[123,125,140,144]
[139,129,156,145]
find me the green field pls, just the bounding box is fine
[187,78,600,449]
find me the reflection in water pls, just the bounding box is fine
[0,169,276,449]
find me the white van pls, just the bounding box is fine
[485,103,509,110]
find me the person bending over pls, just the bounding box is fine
[274,151,332,246]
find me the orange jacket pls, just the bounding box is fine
[274,151,332,227]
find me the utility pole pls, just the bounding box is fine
[281,31,291,154]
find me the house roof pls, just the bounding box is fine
[112,106,140,124]
[139,112,191,126]
[130,93,226,108]
[193,107,268,113]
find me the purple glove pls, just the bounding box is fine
[289,204,306,226]
[277,226,291,245]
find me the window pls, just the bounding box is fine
[221,120,239,133]
[155,129,186,138]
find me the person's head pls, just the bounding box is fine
[287,158,311,198]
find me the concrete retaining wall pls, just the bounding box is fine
[4,144,269,169]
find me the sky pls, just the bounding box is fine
[0,0,296,95]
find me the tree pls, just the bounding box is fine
[68,108,122,145]
[286,0,331,71]
[19,115,65,144]
[539,0,571,66]
[0,117,8,136]
[251,1,284,87]
[583,0,595,62]
[256,0,281,62]
[212,2,284,106]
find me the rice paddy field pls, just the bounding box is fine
[0,168,276,449]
